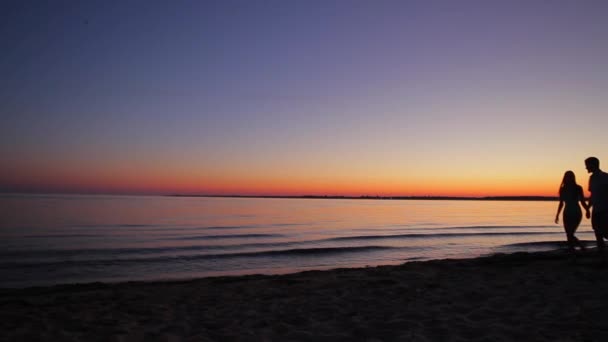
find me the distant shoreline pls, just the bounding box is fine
[0,192,561,201]
[169,194,559,201]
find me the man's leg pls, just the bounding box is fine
[592,211,607,258]
[594,229,606,252]
[602,212,608,240]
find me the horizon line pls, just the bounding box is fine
[0,191,562,201]
[169,194,560,201]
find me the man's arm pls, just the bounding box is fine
[588,177,594,209]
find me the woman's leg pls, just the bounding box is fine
[564,210,583,251]
[564,224,577,252]
[566,234,577,252]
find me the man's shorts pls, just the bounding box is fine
[592,210,608,239]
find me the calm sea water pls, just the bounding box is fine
[0,194,593,288]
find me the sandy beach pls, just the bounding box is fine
[2,250,608,341]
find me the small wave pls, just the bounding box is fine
[169,233,283,240]
[404,256,427,261]
[122,223,305,231]
[0,246,398,269]
[197,225,259,230]
[352,225,556,233]
[22,234,103,239]
[0,241,303,258]
[502,240,594,248]
[358,224,556,230]
[437,225,556,230]
[230,245,396,257]
[70,224,164,229]
[325,231,559,242]
[69,224,257,232]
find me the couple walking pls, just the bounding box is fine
[555,157,608,255]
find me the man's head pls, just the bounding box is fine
[585,157,600,173]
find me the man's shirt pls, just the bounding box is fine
[589,170,608,212]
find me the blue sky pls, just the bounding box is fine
[2,0,608,195]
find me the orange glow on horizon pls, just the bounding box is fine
[1,172,564,197]
[1,158,582,197]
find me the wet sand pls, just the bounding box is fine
[2,250,608,341]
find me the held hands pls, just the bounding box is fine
[585,209,591,219]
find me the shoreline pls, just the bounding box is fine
[2,249,608,341]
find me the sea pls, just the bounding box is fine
[0,194,594,288]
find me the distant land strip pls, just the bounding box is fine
[169,195,560,201]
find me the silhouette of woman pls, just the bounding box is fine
[555,170,590,252]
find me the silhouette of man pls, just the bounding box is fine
[585,157,608,255]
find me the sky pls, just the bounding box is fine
[1,0,607,197]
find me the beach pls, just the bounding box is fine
[2,250,608,341]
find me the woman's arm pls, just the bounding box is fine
[555,200,564,224]
[579,186,591,217]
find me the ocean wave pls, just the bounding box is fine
[65,223,306,231]
[501,240,595,248]
[343,224,557,233]
[0,241,303,258]
[325,231,560,242]
[198,223,306,230]
[223,245,396,257]
[435,225,556,230]
[169,233,284,240]
[2,230,565,260]
[0,246,399,269]
[21,234,104,239]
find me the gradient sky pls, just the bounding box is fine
[1,0,607,196]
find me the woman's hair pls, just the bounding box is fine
[559,170,577,195]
